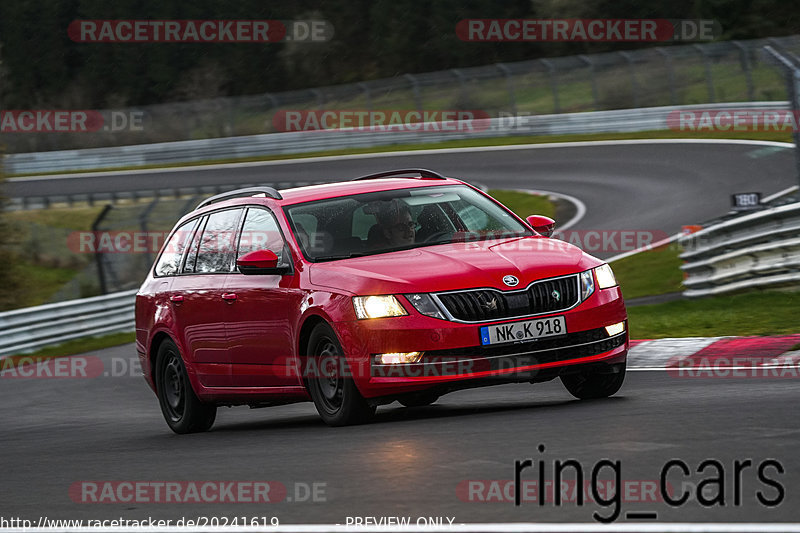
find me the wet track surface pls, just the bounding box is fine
[2,140,798,525]
[2,343,799,524]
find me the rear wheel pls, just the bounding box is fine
[155,339,216,434]
[306,323,376,426]
[561,363,626,400]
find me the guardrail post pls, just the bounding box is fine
[539,59,560,113]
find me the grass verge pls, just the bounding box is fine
[611,246,684,300]
[487,189,556,219]
[628,291,800,339]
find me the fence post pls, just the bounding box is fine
[578,55,599,110]
[656,48,677,105]
[358,82,372,115]
[539,59,560,113]
[694,44,716,103]
[763,45,800,188]
[91,204,113,295]
[618,52,640,108]
[404,74,423,114]
[495,63,517,115]
[733,41,755,101]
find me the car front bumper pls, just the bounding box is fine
[333,286,628,399]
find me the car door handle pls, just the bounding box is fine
[221,293,237,302]
[169,295,184,303]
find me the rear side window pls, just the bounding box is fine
[237,208,286,262]
[193,208,243,274]
[154,218,198,277]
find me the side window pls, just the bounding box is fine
[182,216,207,274]
[237,208,286,262]
[194,208,243,274]
[154,218,198,277]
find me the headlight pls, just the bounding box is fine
[579,270,595,301]
[405,293,446,320]
[594,263,618,289]
[353,295,408,319]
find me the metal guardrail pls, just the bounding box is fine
[0,290,136,358]
[679,202,800,297]
[5,101,789,175]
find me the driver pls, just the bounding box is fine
[376,200,416,247]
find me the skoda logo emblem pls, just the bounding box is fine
[502,275,519,287]
[551,289,561,302]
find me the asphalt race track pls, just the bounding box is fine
[2,140,799,525]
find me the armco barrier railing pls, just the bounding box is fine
[5,101,787,175]
[0,290,136,358]
[680,202,800,297]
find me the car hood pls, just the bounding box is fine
[309,237,601,295]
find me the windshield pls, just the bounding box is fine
[284,185,532,262]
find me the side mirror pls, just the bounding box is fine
[236,249,289,275]
[526,215,556,238]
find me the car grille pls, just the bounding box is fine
[435,275,579,322]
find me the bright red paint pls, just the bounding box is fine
[135,175,628,427]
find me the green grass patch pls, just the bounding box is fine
[612,246,684,300]
[3,261,79,311]
[5,205,105,230]
[10,129,794,178]
[487,189,556,219]
[1,331,135,370]
[628,291,800,339]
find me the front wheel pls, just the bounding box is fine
[306,322,376,426]
[155,339,216,434]
[561,363,626,400]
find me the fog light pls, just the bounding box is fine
[375,352,423,364]
[605,322,625,336]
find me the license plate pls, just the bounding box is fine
[480,316,567,346]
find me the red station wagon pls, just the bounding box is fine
[135,169,628,433]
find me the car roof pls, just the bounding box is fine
[187,176,469,219]
[278,177,466,205]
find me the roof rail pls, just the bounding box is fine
[195,186,283,210]
[352,168,447,181]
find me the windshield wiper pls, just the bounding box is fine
[313,252,371,262]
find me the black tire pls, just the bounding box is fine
[399,391,440,408]
[155,339,217,434]
[306,322,376,426]
[561,363,626,400]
